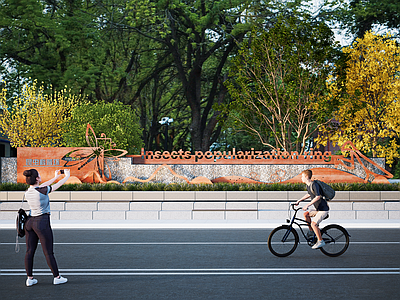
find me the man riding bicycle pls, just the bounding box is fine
[295,169,329,249]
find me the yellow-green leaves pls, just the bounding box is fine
[317,31,400,165]
[0,80,78,147]
[126,0,157,27]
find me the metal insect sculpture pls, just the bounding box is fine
[334,141,393,182]
[62,124,127,183]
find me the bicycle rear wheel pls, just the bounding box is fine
[319,224,349,257]
[268,225,299,257]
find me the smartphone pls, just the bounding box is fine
[60,170,64,174]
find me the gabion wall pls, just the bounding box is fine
[1,157,386,184]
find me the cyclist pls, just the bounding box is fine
[295,169,329,249]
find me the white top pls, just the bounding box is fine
[25,186,52,216]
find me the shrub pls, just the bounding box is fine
[1,182,399,191]
[61,101,143,154]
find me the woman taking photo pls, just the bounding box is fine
[23,168,70,287]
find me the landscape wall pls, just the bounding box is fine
[1,190,398,221]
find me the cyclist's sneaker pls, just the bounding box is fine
[312,240,326,249]
[306,231,314,239]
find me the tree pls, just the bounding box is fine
[1,0,319,152]
[0,80,78,147]
[129,40,192,151]
[0,0,99,92]
[61,101,143,154]
[322,0,400,39]
[223,17,340,154]
[317,31,400,165]
[125,0,242,151]
[0,0,203,151]
[0,0,145,102]
[125,0,307,151]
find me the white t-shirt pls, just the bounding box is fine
[25,186,52,216]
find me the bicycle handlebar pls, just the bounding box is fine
[291,203,304,212]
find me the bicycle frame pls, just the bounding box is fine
[285,204,316,244]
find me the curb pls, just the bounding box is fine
[1,219,399,230]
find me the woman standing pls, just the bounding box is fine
[23,168,70,287]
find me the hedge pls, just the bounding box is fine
[0,182,399,192]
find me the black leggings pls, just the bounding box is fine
[25,214,59,277]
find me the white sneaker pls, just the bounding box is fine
[26,278,38,287]
[312,240,326,249]
[53,276,68,285]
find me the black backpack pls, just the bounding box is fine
[313,180,336,201]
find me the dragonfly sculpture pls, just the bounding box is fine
[62,124,127,183]
[333,141,393,182]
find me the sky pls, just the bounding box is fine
[310,0,354,47]
[310,0,399,46]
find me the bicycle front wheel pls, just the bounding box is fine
[268,225,299,257]
[320,224,349,257]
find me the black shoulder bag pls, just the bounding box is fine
[15,195,28,252]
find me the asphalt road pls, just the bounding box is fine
[0,228,399,300]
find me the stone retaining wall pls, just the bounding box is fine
[1,191,398,221]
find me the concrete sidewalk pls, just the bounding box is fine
[1,219,399,229]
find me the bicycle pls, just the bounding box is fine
[268,203,350,257]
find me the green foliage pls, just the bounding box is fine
[3,0,397,156]
[2,182,399,191]
[330,0,400,39]
[0,0,323,154]
[330,182,400,191]
[0,0,147,107]
[61,101,143,154]
[125,0,305,151]
[0,0,104,93]
[392,165,400,179]
[223,16,341,154]
[0,183,29,191]
[212,127,270,152]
